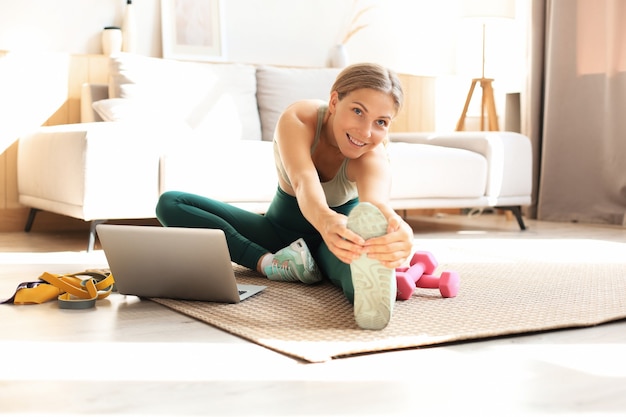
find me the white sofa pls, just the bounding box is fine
[17,54,532,251]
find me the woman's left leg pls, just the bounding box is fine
[156,190,288,271]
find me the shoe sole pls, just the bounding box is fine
[347,203,396,330]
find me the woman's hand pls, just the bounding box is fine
[319,212,367,264]
[361,212,414,269]
[321,210,413,268]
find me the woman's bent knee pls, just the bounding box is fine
[155,191,183,225]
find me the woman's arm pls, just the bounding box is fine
[275,101,334,221]
[350,147,414,268]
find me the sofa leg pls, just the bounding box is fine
[24,208,40,232]
[87,220,107,252]
[496,206,526,231]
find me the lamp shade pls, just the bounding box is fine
[461,0,516,20]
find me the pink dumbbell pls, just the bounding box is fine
[395,251,437,300]
[416,271,460,298]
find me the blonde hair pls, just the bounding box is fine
[331,63,404,115]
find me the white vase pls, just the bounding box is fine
[102,27,122,56]
[329,44,348,68]
[122,0,137,53]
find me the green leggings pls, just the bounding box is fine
[155,188,359,302]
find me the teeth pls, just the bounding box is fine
[348,134,365,147]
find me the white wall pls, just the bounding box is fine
[0,0,460,70]
[0,0,526,131]
[0,0,161,57]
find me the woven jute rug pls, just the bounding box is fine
[152,238,626,362]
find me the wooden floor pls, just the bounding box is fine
[1,213,626,416]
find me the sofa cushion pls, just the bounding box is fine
[108,53,262,142]
[92,98,159,122]
[256,65,342,141]
[160,141,277,204]
[387,142,488,199]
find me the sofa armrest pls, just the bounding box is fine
[80,83,109,123]
[389,131,533,200]
[18,121,190,220]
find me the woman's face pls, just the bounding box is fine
[328,88,395,159]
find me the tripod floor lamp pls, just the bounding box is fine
[456,0,516,131]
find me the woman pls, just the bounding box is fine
[156,63,414,330]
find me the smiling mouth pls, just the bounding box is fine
[347,134,366,147]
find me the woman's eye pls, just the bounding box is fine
[376,119,387,127]
[353,108,362,115]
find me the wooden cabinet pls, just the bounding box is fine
[392,73,436,133]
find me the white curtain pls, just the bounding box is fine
[527,0,626,225]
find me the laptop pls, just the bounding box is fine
[96,224,266,303]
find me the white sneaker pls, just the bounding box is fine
[263,238,323,284]
[346,202,396,330]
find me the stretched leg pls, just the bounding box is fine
[315,202,396,330]
[346,203,396,330]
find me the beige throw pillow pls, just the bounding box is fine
[255,66,342,141]
[107,53,262,142]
